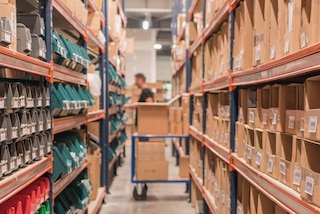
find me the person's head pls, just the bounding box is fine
[135,73,146,88]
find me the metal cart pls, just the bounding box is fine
[131,134,190,200]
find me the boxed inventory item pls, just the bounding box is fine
[136,160,168,180]
[260,85,271,130]
[177,13,186,33]
[300,139,320,207]
[137,103,169,135]
[278,133,294,187]
[253,129,266,172]
[269,0,283,61]
[247,88,261,128]
[244,126,255,166]
[170,122,183,135]
[179,156,189,178]
[87,143,101,201]
[269,84,286,132]
[285,84,305,137]
[136,141,165,161]
[88,12,101,36]
[265,131,280,180]
[185,22,197,47]
[304,76,320,141]
[292,136,302,193]
[170,107,183,123]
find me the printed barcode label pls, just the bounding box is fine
[280,162,286,175]
[47,122,51,129]
[255,45,261,61]
[272,113,277,125]
[247,147,252,160]
[285,40,290,53]
[305,176,315,196]
[5,33,10,42]
[31,126,35,133]
[293,169,301,186]
[235,140,238,153]
[263,113,267,125]
[270,46,276,59]
[0,98,5,108]
[300,117,305,132]
[256,151,262,166]
[267,158,273,173]
[288,116,295,129]
[249,112,254,124]
[308,116,317,133]
[300,32,306,48]
[227,197,231,208]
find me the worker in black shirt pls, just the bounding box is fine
[134,73,154,128]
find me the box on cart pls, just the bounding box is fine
[136,160,168,181]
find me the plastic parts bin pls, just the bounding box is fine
[23,138,33,164]
[17,14,45,37]
[44,131,52,155]
[0,113,8,142]
[52,30,69,66]
[0,144,10,176]
[17,23,32,55]
[0,17,12,45]
[31,34,46,60]
[15,141,24,167]
[25,86,35,108]
[44,109,51,131]
[31,135,40,161]
[11,83,20,109]
[8,141,19,172]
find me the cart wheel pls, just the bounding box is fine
[133,184,147,201]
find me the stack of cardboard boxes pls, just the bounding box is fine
[234,75,320,208]
[233,0,320,72]
[135,141,168,180]
[61,0,88,26]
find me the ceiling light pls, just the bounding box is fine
[142,20,149,30]
[154,44,162,50]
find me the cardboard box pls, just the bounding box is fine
[269,0,283,61]
[136,160,168,181]
[185,22,197,47]
[250,185,259,214]
[177,13,186,33]
[238,89,248,124]
[257,193,274,213]
[170,122,183,135]
[137,103,169,135]
[170,107,183,122]
[253,129,266,172]
[88,12,101,36]
[137,141,165,156]
[265,131,280,180]
[285,84,305,137]
[179,156,189,178]
[245,126,255,166]
[269,84,286,132]
[278,133,294,187]
[300,139,320,207]
[0,3,16,51]
[88,146,101,201]
[235,122,245,157]
[260,86,271,130]
[182,114,189,135]
[88,122,100,138]
[292,136,302,193]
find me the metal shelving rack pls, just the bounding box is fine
[173,0,320,213]
[0,0,126,213]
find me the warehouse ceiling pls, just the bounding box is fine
[125,0,172,56]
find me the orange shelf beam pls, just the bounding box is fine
[203,134,230,163]
[53,160,88,199]
[88,110,106,123]
[0,156,52,204]
[203,75,229,92]
[53,64,87,86]
[53,115,87,135]
[0,46,51,77]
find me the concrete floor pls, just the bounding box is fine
[99,142,194,214]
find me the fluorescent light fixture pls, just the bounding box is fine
[154,44,162,50]
[142,20,149,30]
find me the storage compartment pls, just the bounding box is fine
[269,84,286,132]
[245,126,255,165]
[265,131,280,179]
[253,129,266,172]
[16,23,31,55]
[278,133,294,187]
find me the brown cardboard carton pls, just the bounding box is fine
[239,176,251,214]
[177,13,186,33]
[235,122,245,157]
[219,91,230,119]
[181,94,190,114]
[250,186,259,214]
[179,156,189,178]
[245,126,255,166]
[253,129,266,172]
[299,1,320,49]
[265,131,280,180]
[247,88,261,128]
[275,205,288,214]
[88,12,101,36]
[269,85,287,132]
[278,133,294,187]
[182,114,189,135]
[300,139,320,207]
[170,107,183,122]
[238,89,248,124]
[260,86,271,130]
[137,103,169,135]
[137,142,165,155]
[136,160,168,181]
[186,22,198,47]
[269,0,283,61]
[242,0,254,70]
[170,122,183,135]
[285,84,305,137]
[88,146,101,201]
[88,122,100,138]
[292,137,302,193]
[257,193,274,214]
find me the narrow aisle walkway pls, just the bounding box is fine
[100,142,194,214]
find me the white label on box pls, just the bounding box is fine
[308,116,317,133]
[31,126,35,133]
[280,162,286,175]
[32,151,36,159]
[300,117,305,132]
[272,113,277,125]
[235,140,238,153]
[255,45,261,61]
[2,162,7,173]
[288,116,295,129]
[300,32,306,48]
[267,158,274,173]
[237,206,243,214]
[247,147,252,160]
[227,196,231,208]
[12,129,17,138]
[284,39,290,54]
[12,98,19,108]
[27,42,31,51]
[4,33,10,43]
[0,129,6,141]
[263,113,267,125]
[20,98,25,107]
[305,176,315,196]
[293,169,301,186]
[288,1,294,32]
[249,112,254,124]
[16,157,21,166]
[0,98,4,108]
[256,151,262,166]
[270,46,276,59]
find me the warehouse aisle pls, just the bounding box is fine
[100,141,193,214]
